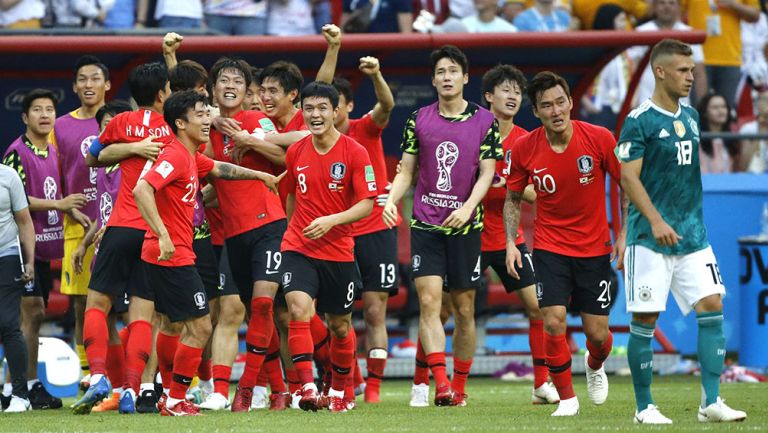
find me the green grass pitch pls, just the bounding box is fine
[1,376,765,432]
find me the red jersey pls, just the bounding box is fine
[481,125,528,252]
[140,140,214,267]
[209,110,285,239]
[348,113,400,237]
[274,109,307,133]
[99,109,174,230]
[506,121,620,257]
[281,134,377,261]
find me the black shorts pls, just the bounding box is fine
[481,245,536,293]
[141,261,209,323]
[225,219,286,298]
[89,227,145,303]
[532,249,614,316]
[281,251,361,315]
[23,260,52,306]
[410,228,482,291]
[354,228,399,295]
[194,237,238,301]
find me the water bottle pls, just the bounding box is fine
[762,202,768,239]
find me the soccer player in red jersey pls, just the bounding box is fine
[133,90,279,416]
[203,57,289,412]
[504,71,622,416]
[479,64,558,405]
[74,63,171,415]
[282,82,376,413]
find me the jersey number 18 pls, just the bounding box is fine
[675,140,693,166]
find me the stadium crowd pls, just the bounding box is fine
[0,0,757,425]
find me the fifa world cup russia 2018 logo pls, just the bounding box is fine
[43,176,58,225]
[435,141,459,192]
[100,192,113,226]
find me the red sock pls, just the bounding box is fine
[169,343,203,400]
[330,330,355,391]
[451,357,473,395]
[286,367,301,393]
[105,342,125,388]
[156,332,180,390]
[309,314,332,374]
[545,333,575,400]
[118,327,130,353]
[354,358,364,387]
[287,321,314,386]
[529,319,548,388]
[425,352,449,388]
[239,297,274,389]
[198,358,212,381]
[587,331,613,370]
[366,351,386,393]
[255,369,268,388]
[124,320,152,392]
[413,338,429,385]
[264,328,286,393]
[83,309,108,375]
[345,374,355,401]
[212,364,232,397]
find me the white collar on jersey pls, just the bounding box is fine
[647,99,682,118]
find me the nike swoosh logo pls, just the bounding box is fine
[266,270,279,275]
[601,303,610,309]
[382,283,395,289]
[344,300,354,308]
[533,168,547,174]
[297,165,310,171]
[471,275,480,282]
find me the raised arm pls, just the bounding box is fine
[360,57,395,127]
[316,24,341,84]
[162,32,183,70]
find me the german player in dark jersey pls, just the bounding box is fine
[479,65,558,405]
[384,46,501,407]
[504,71,621,417]
[617,39,746,424]
[282,82,376,413]
[133,90,279,416]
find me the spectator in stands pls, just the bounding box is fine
[203,0,267,35]
[0,165,35,413]
[684,0,760,115]
[698,92,741,173]
[50,0,114,28]
[266,0,316,35]
[103,0,149,29]
[343,0,412,33]
[580,4,631,131]
[739,91,768,172]
[740,7,768,94]
[514,0,571,32]
[155,0,203,28]
[629,0,707,107]
[0,0,45,28]
[461,0,517,32]
[312,0,332,32]
[571,0,649,29]
[499,0,525,23]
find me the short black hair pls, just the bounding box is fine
[128,62,169,107]
[481,64,527,107]
[164,90,208,135]
[209,57,252,89]
[74,55,110,81]
[332,77,353,103]
[259,61,304,102]
[430,45,468,76]
[22,88,57,114]
[95,99,133,126]
[301,81,339,109]
[250,66,263,86]
[527,71,571,107]
[170,60,208,93]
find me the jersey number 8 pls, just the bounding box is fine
[298,173,307,193]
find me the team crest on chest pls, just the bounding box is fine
[330,162,346,180]
[577,155,594,174]
[673,120,686,138]
[688,117,699,135]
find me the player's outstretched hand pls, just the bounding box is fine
[163,32,183,54]
[69,208,92,229]
[383,201,398,228]
[359,57,380,76]
[72,243,86,275]
[134,136,165,162]
[442,206,472,229]
[613,231,627,270]
[505,243,522,280]
[213,117,242,137]
[304,215,337,240]
[59,193,87,211]
[651,219,682,247]
[158,234,175,261]
[322,24,341,46]
[260,172,281,194]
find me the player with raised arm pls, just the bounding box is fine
[479,64,558,405]
[383,45,500,407]
[282,82,376,413]
[617,39,747,424]
[504,71,621,417]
